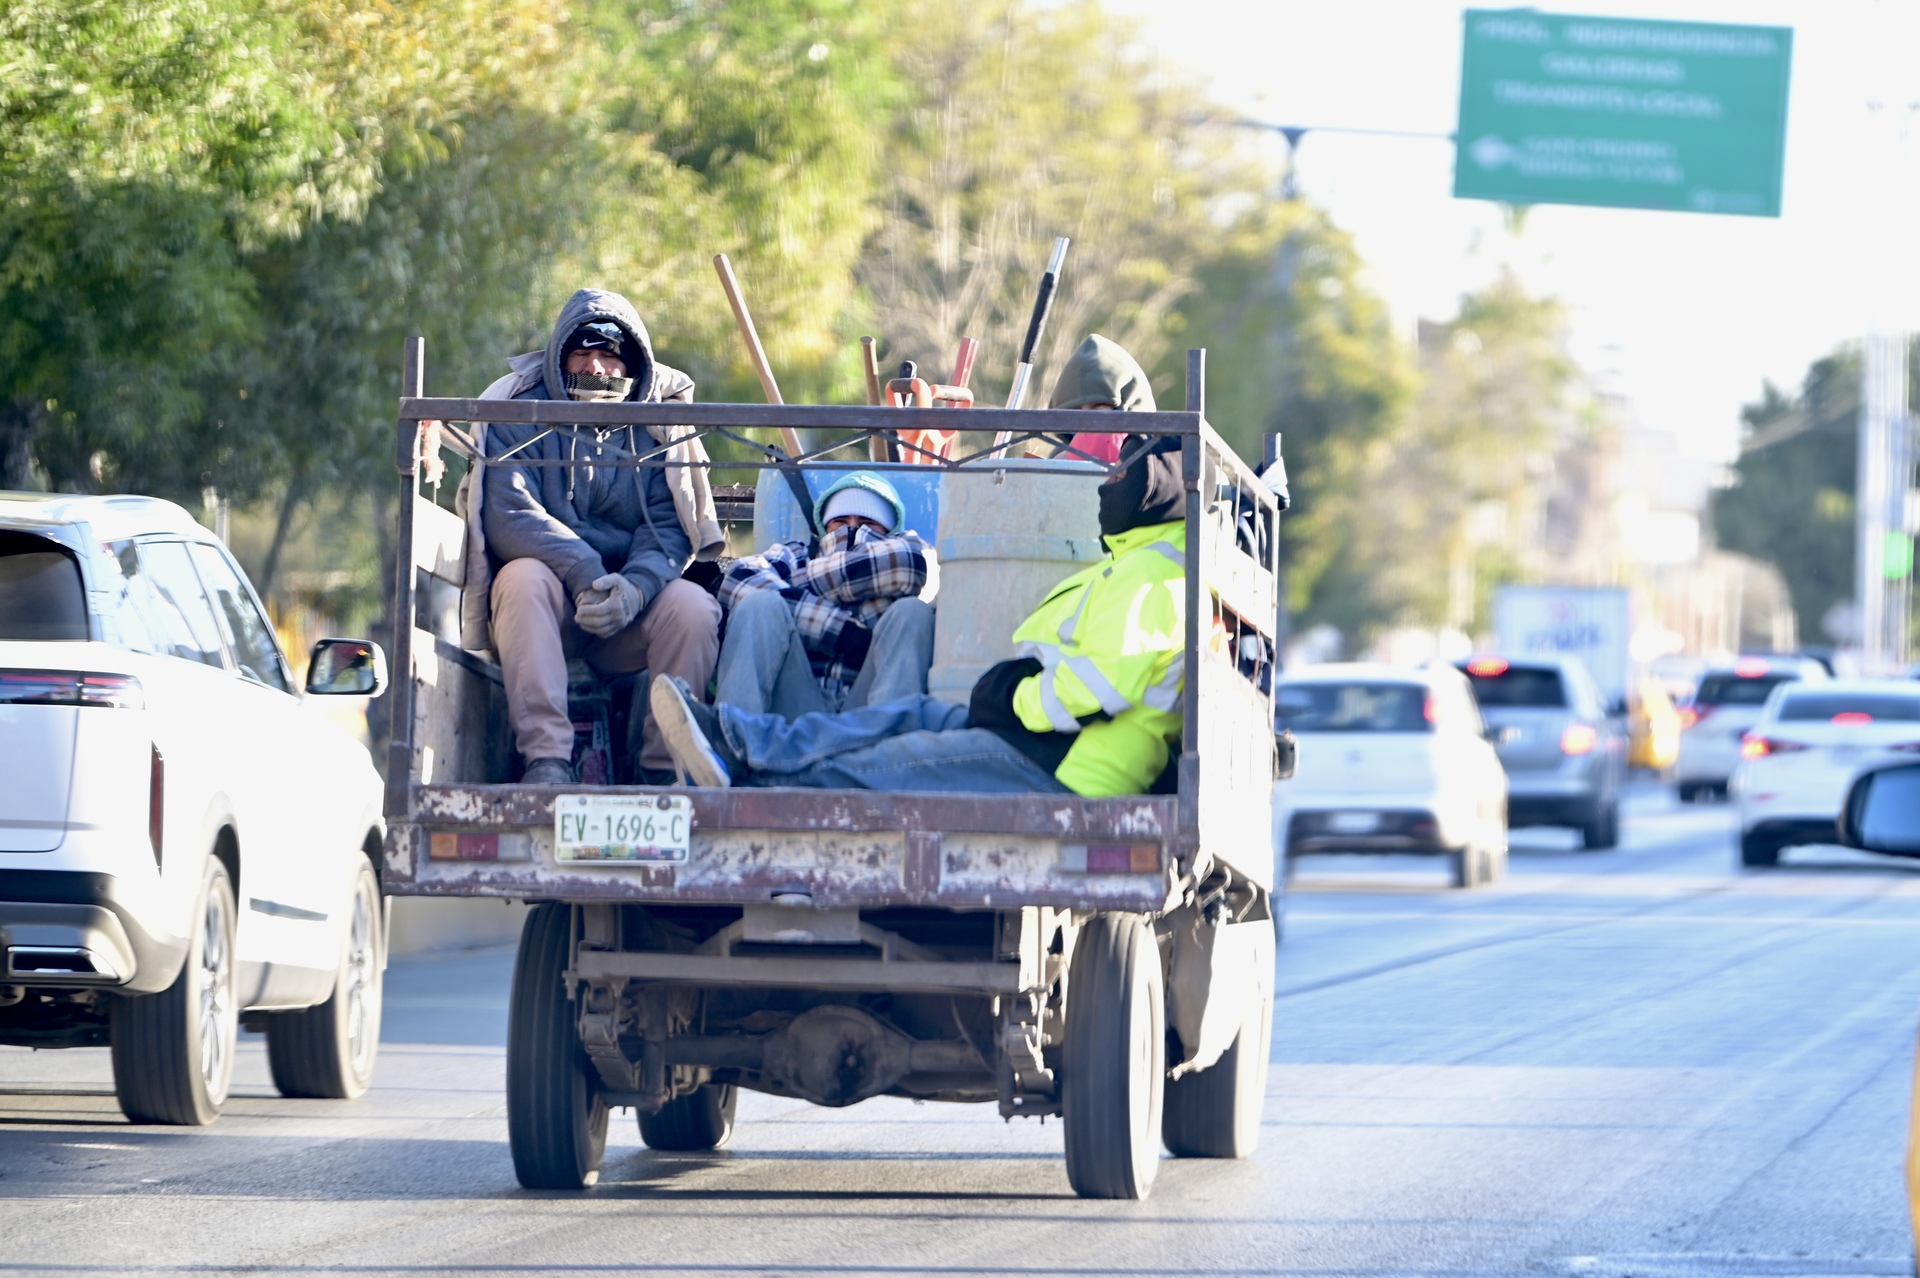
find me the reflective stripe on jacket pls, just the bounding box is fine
[1008,521,1185,796]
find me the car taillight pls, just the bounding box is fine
[1741,734,1807,760]
[0,670,143,709]
[1831,711,1873,726]
[149,746,164,870]
[1561,723,1599,755]
[1678,705,1709,730]
[1466,656,1509,676]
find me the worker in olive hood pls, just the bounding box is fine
[1050,333,1156,463]
[457,288,725,785]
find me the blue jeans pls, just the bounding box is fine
[715,591,936,718]
[716,695,1071,794]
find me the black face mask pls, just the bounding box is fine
[1097,444,1184,539]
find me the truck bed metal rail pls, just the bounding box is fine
[381,339,1281,910]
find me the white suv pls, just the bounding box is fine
[0,493,388,1124]
[1273,663,1509,888]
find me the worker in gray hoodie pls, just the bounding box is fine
[475,289,724,785]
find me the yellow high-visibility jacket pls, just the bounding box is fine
[1009,521,1186,796]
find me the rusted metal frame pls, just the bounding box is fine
[433,420,479,459]
[384,337,425,821]
[382,860,1175,912]
[572,948,1024,994]
[397,395,1205,441]
[485,426,555,463]
[432,634,503,686]
[1200,420,1281,524]
[409,783,1176,837]
[640,1035,984,1075]
[1177,351,1206,868]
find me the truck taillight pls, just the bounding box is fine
[149,746,164,869]
[0,670,143,709]
[1560,723,1599,756]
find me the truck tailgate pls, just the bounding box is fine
[388,784,1184,913]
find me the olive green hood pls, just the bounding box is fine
[1047,334,1157,413]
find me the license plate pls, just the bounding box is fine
[554,794,693,863]
[1328,811,1381,834]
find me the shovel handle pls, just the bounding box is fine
[714,253,804,458]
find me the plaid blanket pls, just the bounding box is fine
[719,524,930,692]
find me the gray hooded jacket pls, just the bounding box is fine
[468,290,695,647]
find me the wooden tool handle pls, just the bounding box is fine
[861,336,889,462]
[713,253,804,458]
[861,337,884,406]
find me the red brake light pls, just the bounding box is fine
[1560,723,1599,756]
[149,746,164,870]
[1467,657,1509,677]
[1733,657,1770,678]
[1741,735,1807,760]
[1678,705,1707,729]
[1831,711,1873,726]
[0,670,143,709]
[1423,694,1436,724]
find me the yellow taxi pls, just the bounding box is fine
[1628,676,1681,773]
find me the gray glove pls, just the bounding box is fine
[574,573,642,638]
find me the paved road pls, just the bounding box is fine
[4,784,1917,1277]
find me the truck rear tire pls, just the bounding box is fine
[111,856,238,1126]
[1582,800,1620,850]
[1062,914,1165,1199]
[507,903,608,1189]
[268,857,383,1099]
[639,1083,737,1151]
[1740,831,1782,867]
[1448,846,1478,889]
[1163,924,1273,1158]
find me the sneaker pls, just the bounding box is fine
[648,675,741,787]
[522,756,577,786]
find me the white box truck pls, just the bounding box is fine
[1492,586,1631,713]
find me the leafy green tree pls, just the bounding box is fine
[1367,272,1582,632]
[562,0,898,404]
[1710,343,1920,643]
[861,0,1265,409]
[3,0,559,492]
[1153,203,1413,638]
[0,0,329,489]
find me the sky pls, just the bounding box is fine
[1103,0,1920,462]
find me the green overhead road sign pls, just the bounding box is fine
[1454,10,1792,216]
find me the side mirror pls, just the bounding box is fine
[1274,730,1297,782]
[306,638,389,697]
[1839,762,1920,855]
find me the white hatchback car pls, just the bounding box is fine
[0,493,389,1124]
[1273,663,1508,888]
[1732,679,1920,867]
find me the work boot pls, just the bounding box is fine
[649,675,742,788]
[522,756,577,786]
